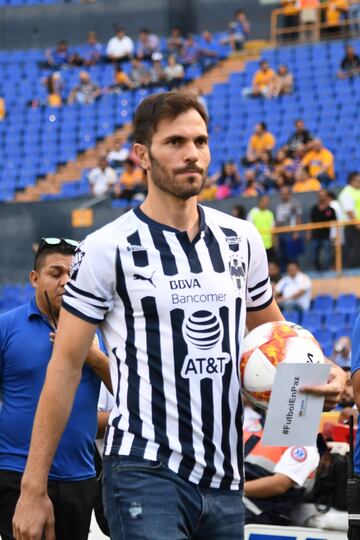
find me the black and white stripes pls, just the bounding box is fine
[62,205,273,490]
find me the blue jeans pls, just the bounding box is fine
[311,238,332,271]
[102,455,245,540]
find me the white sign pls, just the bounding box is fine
[262,363,331,446]
[245,524,346,539]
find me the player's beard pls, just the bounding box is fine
[148,151,208,200]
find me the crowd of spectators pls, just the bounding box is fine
[30,20,235,109]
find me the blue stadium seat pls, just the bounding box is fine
[311,294,334,316]
[336,294,358,315]
[323,312,347,333]
[300,311,322,332]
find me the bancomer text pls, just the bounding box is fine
[172,293,227,304]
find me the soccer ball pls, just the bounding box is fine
[240,320,324,410]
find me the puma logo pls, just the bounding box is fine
[133,271,156,287]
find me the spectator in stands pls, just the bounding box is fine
[67,71,101,105]
[110,64,133,91]
[164,54,185,88]
[293,168,321,192]
[81,31,103,66]
[268,259,282,292]
[149,52,167,86]
[0,239,110,540]
[327,190,345,246]
[246,122,276,164]
[113,158,145,201]
[197,176,218,201]
[250,60,277,98]
[107,136,130,168]
[45,39,72,68]
[301,138,335,187]
[43,72,63,108]
[338,171,360,268]
[252,150,276,191]
[298,0,319,42]
[198,30,219,70]
[136,28,160,60]
[88,156,117,197]
[243,403,319,527]
[337,45,360,78]
[223,9,251,51]
[167,26,184,58]
[324,0,348,35]
[211,160,242,199]
[232,204,246,219]
[129,57,152,87]
[280,0,300,40]
[269,64,294,97]
[286,118,314,157]
[0,95,5,121]
[273,149,296,187]
[309,188,337,271]
[247,195,277,261]
[349,1,360,35]
[275,186,303,270]
[179,34,200,66]
[242,170,265,197]
[275,260,312,312]
[106,27,134,62]
[332,336,352,369]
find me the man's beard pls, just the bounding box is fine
[148,151,208,200]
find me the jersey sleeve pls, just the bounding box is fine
[62,234,114,324]
[351,314,360,375]
[246,223,273,311]
[274,446,319,486]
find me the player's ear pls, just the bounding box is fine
[133,143,150,171]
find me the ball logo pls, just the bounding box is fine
[184,310,222,350]
[181,310,230,380]
[290,446,307,463]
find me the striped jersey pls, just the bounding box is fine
[63,205,272,490]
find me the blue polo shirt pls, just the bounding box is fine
[0,298,100,481]
[351,313,360,473]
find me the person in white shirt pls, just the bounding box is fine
[88,156,117,197]
[106,28,134,62]
[275,260,312,312]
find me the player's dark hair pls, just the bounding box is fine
[133,91,208,147]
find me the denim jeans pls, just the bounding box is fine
[102,455,245,540]
[311,238,332,271]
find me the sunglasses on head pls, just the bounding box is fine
[39,237,79,250]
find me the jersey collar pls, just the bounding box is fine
[133,204,208,235]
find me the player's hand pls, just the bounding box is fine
[12,488,55,540]
[300,363,346,411]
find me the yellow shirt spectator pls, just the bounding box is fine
[48,93,62,107]
[293,177,321,192]
[253,67,276,91]
[282,0,299,15]
[247,204,275,250]
[326,0,348,25]
[301,144,335,179]
[0,97,5,121]
[119,167,143,188]
[249,132,276,155]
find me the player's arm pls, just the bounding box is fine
[97,411,111,438]
[12,309,96,540]
[244,473,294,498]
[246,298,284,332]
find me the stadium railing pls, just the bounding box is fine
[271,0,359,45]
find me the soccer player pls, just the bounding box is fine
[13,92,345,540]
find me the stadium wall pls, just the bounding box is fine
[1,191,316,283]
[0,0,276,50]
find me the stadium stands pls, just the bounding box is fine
[0,34,230,202]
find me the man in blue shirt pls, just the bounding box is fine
[0,238,110,540]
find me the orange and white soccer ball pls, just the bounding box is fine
[240,320,324,410]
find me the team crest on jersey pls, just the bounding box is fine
[229,253,246,291]
[291,446,307,463]
[70,245,85,281]
[225,235,242,252]
[181,310,230,380]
